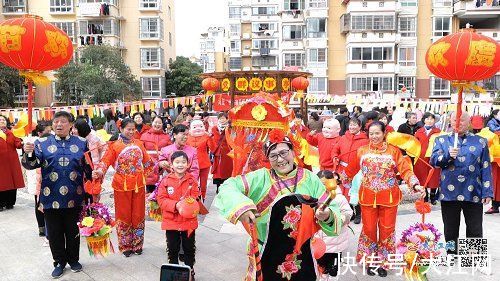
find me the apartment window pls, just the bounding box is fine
[230,40,241,52]
[309,77,327,93]
[398,47,416,66]
[79,19,119,36]
[229,57,242,69]
[351,15,395,31]
[398,76,415,93]
[206,40,215,50]
[169,32,172,46]
[81,0,117,4]
[140,0,160,9]
[52,22,75,42]
[431,77,450,97]
[141,77,163,98]
[252,23,277,32]
[229,24,241,36]
[481,75,500,91]
[283,25,304,40]
[309,0,327,8]
[351,47,393,61]
[252,56,277,67]
[140,18,164,39]
[50,0,73,13]
[433,17,451,37]
[284,53,305,67]
[252,6,276,15]
[253,39,277,49]
[433,0,453,7]
[229,7,241,19]
[2,0,26,13]
[399,17,416,37]
[350,77,393,91]
[309,48,326,62]
[284,0,305,10]
[307,18,326,38]
[399,0,418,6]
[141,48,164,69]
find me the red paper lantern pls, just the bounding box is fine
[202,77,220,96]
[177,197,200,219]
[0,16,73,72]
[291,77,309,99]
[425,29,500,82]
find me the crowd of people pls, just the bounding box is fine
[0,102,498,280]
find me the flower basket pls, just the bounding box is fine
[79,203,115,258]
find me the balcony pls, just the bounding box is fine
[278,10,304,22]
[78,2,121,19]
[2,2,27,15]
[77,34,125,49]
[453,0,500,17]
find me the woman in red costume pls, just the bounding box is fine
[414,112,441,205]
[210,112,233,193]
[332,117,369,224]
[345,121,424,277]
[93,118,154,257]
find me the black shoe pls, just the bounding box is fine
[5,205,13,210]
[179,253,185,262]
[69,262,82,272]
[377,268,388,277]
[51,264,65,279]
[123,250,133,257]
[367,267,376,276]
[39,227,46,237]
[353,215,361,224]
[135,249,143,255]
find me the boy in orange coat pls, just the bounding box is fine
[93,118,154,257]
[157,151,200,279]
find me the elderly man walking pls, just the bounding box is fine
[430,111,493,256]
[22,111,91,279]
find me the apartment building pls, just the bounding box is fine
[1,0,176,106]
[200,26,227,73]
[220,0,499,99]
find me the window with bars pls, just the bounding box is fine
[252,56,277,67]
[309,48,326,63]
[80,0,117,4]
[141,48,164,69]
[350,77,393,91]
[252,23,277,32]
[284,53,305,67]
[398,47,416,66]
[351,15,395,31]
[52,22,76,42]
[309,77,327,92]
[229,24,241,36]
[351,47,393,61]
[399,17,416,37]
[2,0,26,13]
[141,77,163,98]
[430,77,450,97]
[398,76,415,93]
[252,6,276,15]
[140,18,163,40]
[230,40,241,52]
[229,7,241,19]
[433,17,451,37]
[307,18,326,38]
[252,39,278,49]
[433,0,453,7]
[284,0,305,10]
[399,0,418,6]
[140,0,159,10]
[283,25,304,40]
[78,20,119,36]
[229,57,242,69]
[309,0,327,8]
[50,0,73,13]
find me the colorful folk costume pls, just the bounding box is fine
[210,123,233,188]
[215,166,342,280]
[345,142,420,269]
[306,119,341,171]
[140,127,172,193]
[187,120,214,199]
[96,135,154,253]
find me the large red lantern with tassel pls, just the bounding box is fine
[291,77,309,99]
[425,28,500,147]
[201,77,220,96]
[0,15,73,133]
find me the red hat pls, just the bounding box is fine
[471,115,484,130]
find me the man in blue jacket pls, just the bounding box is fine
[430,111,493,256]
[22,111,91,279]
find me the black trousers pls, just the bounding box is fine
[34,196,45,228]
[317,253,341,277]
[440,201,483,255]
[492,201,500,209]
[165,230,196,268]
[146,185,156,194]
[0,189,17,207]
[44,207,82,266]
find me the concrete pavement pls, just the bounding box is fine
[0,179,499,281]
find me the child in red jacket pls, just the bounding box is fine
[157,151,200,278]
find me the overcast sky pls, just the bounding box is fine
[175,0,226,58]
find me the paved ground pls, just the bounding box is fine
[1,173,499,281]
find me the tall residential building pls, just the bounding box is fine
[221,0,499,100]
[0,0,176,106]
[200,26,227,73]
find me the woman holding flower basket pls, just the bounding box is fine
[92,118,154,257]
